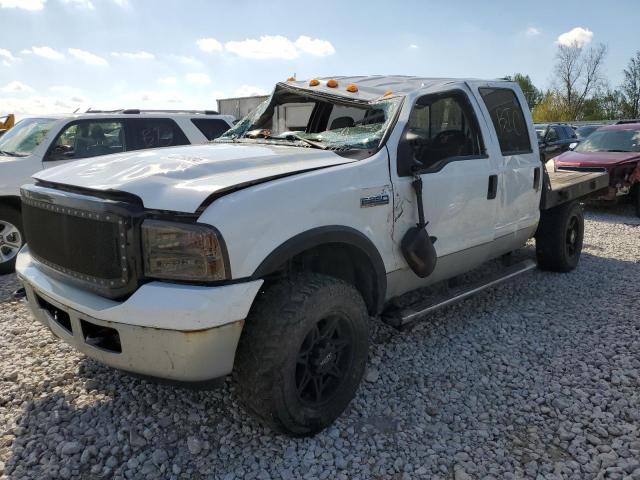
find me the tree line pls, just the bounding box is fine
[506,45,640,122]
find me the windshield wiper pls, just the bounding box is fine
[275,133,329,150]
[0,150,26,157]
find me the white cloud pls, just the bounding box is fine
[68,48,108,66]
[197,38,223,53]
[0,95,89,115]
[48,85,83,96]
[408,44,419,49]
[0,48,18,66]
[557,27,593,48]
[158,76,177,86]
[1,81,33,93]
[225,35,299,60]
[0,0,46,10]
[167,54,203,67]
[112,0,129,7]
[185,73,211,86]
[62,0,94,9]
[525,27,541,36]
[23,46,64,60]
[293,36,335,56]
[233,85,268,97]
[111,51,155,60]
[224,35,335,60]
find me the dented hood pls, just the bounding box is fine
[33,143,355,212]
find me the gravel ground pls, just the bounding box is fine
[1,205,639,480]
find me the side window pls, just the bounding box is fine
[398,92,485,175]
[565,126,577,139]
[190,119,230,140]
[546,127,559,142]
[48,121,125,161]
[126,118,189,151]
[479,87,532,155]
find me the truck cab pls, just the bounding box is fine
[15,76,606,436]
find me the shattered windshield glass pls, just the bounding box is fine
[216,85,401,152]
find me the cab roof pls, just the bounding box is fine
[281,75,512,102]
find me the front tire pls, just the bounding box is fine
[535,201,584,272]
[0,205,24,275]
[233,274,369,436]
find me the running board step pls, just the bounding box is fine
[382,259,537,328]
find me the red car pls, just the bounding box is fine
[554,123,640,217]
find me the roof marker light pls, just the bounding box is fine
[326,79,338,88]
[346,84,358,92]
[383,90,393,97]
[287,76,296,81]
[309,79,320,87]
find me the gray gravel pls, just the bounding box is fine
[1,205,639,480]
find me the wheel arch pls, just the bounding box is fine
[251,226,387,315]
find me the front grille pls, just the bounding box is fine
[23,201,124,281]
[21,184,142,299]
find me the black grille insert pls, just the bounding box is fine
[23,202,124,281]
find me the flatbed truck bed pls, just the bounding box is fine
[542,167,609,210]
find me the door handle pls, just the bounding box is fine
[533,167,541,190]
[487,174,498,200]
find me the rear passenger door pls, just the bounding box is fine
[124,118,190,151]
[476,85,540,242]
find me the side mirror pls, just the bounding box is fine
[47,144,74,161]
[397,130,424,176]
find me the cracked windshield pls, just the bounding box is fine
[218,87,400,151]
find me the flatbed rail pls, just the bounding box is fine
[541,167,609,210]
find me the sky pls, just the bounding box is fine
[0,0,638,117]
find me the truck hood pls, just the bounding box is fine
[555,150,640,168]
[33,143,356,213]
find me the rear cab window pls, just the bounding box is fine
[479,87,532,155]
[191,118,231,140]
[125,118,189,151]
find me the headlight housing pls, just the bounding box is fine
[141,220,228,282]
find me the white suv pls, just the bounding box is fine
[0,110,234,273]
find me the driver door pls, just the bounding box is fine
[396,89,498,262]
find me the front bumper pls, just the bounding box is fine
[17,248,263,382]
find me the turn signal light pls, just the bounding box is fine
[346,84,358,92]
[326,79,338,88]
[309,79,320,86]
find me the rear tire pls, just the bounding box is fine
[535,201,584,272]
[0,205,24,275]
[634,185,640,218]
[233,273,369,436]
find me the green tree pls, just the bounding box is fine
[620,51,640,118]
[532,91,572,122]
[505,73,543,109]
[553,42,608,119]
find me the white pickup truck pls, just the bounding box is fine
[15,76,608,436]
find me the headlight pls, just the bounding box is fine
[141,220,228,281]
